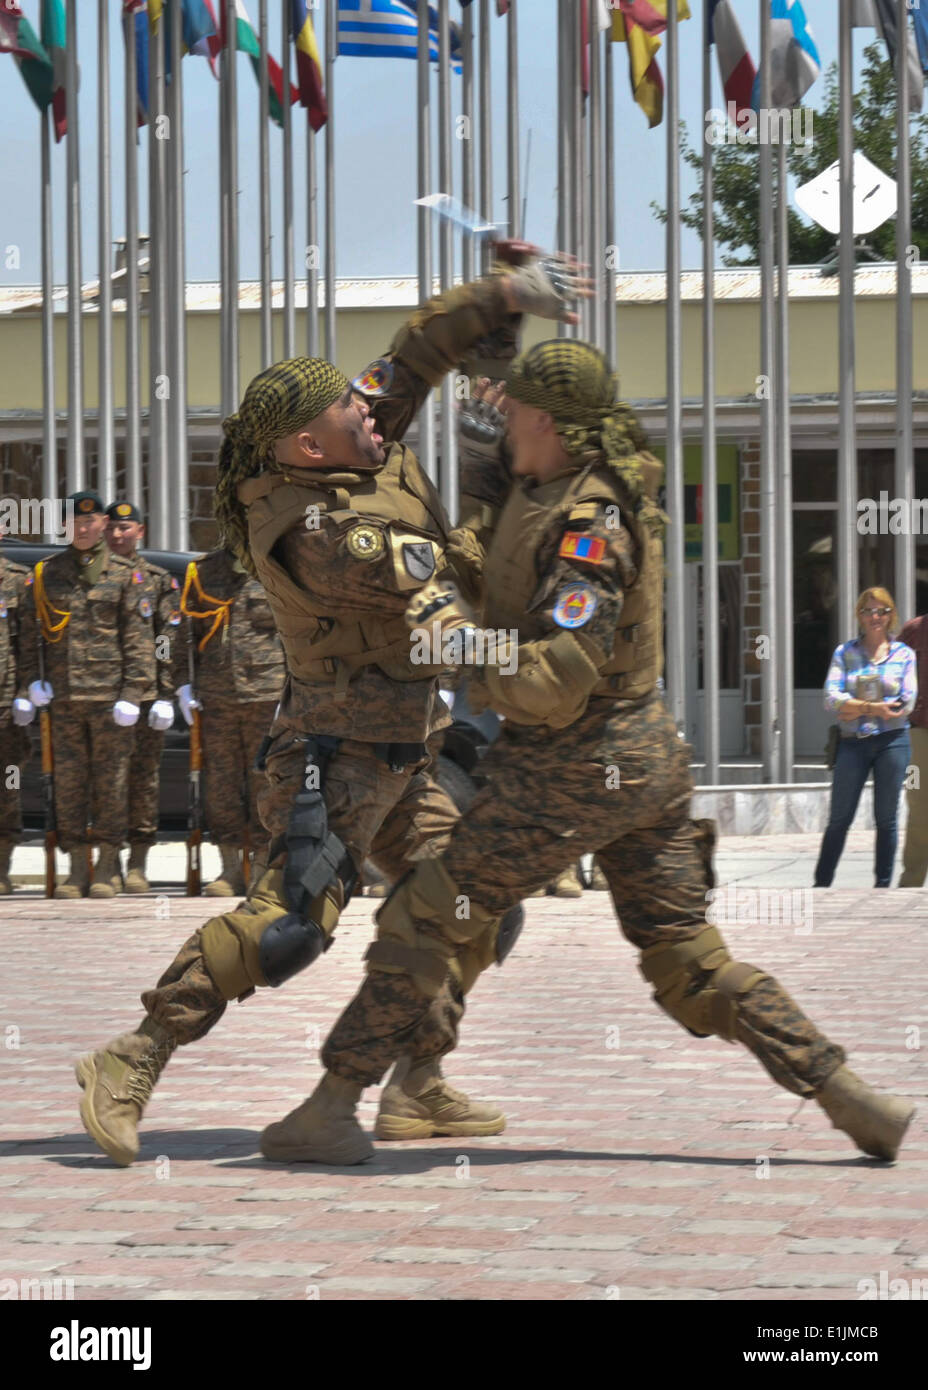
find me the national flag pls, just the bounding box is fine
[40,0,67,140]
[182,0,218,71]
[610,2,691,130]
[212,0,299,127]
[852,0,923,112]
[749,0,819,110]
[147,0,163,32]
[291,0,327,130]
[337,1,463,69]
[127,6,150,124]
[914,5,928,76]
[0,5,56,115]
[708,0,756,113]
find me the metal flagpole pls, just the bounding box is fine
[604,20,616,368]
[66,0,84,493]
[664,0,686,736]
[417,0,436,483]
[588,2,603,350]
[837,0,857,639]
[282,0,295,359]
[478,0,492,274]
[220,0,230,414]
[324,0,336,361]
[40,106,56,533]
[259,1,272,366]
[169,0,189,549]
[124,9,142,509]
[758,0,779,779]
[149,1,169,546]
[701,10,719,785]
[438,0,457,519]
[98,0,115,503]
[557,0,568,336]
[895,0,914,620]
[307,118,319,356]
[507,0,519,238]
[462,2,475,283]
[775,137,794,781]
[572,0,582,331]
[227,0,240,410]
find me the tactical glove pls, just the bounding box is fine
[506,253,585,322]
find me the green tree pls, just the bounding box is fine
[653,43,928,266]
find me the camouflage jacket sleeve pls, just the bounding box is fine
[118,574,158,706]
[355,274,520,445]
[472,505,639,727]
[154,570,181,700]
[15,574,39,699]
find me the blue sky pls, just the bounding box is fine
[0,4,879,286]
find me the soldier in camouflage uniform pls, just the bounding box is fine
[0,541,32,893]
[175,546,285,896]
[75,251,588,1166]
[17,491,156,899]
[105,501,180,893]
[261,340,915,1167]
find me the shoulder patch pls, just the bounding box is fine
[0,599,6,619]
[345,523,385,561]
[553,584,598,630]
[559,532,607,565]
[170,576,179,590]
[139,597,153,618]
[24,573,33,586]
[351,359,394,398]
[401,540,436,582]
[132,569,144,584]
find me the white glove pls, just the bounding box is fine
[28,679,53,707]
[12,698,35,727]
[177,683,201,726]
[148,699,175,731]
[506,252,586,322]
[113,700,140,727]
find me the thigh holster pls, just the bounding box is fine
[638,926,767,1042]
[201,736,357,997]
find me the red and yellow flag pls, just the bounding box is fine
[611,0,690,129]
[291,0,326,131]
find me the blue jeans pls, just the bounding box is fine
[814,728,911,887]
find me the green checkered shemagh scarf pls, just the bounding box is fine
[506,339,650,505]
[214,357,349,575]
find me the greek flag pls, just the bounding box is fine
[337,1,461,68]
[751,0,820,110]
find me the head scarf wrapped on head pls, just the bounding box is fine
[505,339,651,507]
[214,356,349,574]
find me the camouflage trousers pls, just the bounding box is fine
[323,693,846,1098]
[202,699,277,851]
[49,700,134,850]
[127,709,164,846]
[0,716,29,840]
[141,728,480,1067]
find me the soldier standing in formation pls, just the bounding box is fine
[16,491,156,899]
[75,251,584,1165]
[176,545,286,896]
[104,501,180,893]
[0,537,32,894]
[257,340,914,1166]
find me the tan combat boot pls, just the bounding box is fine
[816,1066,916,1161]
[75,1017,176,1166]
[588,859,610,892]
[89,845,123,899]
[375,1056,506,1140]
[205,844,246,897]
[124,845,151,894]
[260,1073,374,1164]
[0,839,13,895]
[550,864,583,899]
[54,847,91,899]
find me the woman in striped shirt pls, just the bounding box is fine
[814,587,918,888]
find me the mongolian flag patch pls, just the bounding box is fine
[559,532,606,565]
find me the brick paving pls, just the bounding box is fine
[1,845,927,1302]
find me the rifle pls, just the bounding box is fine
[185,623,203,896]
[37,636,56,898]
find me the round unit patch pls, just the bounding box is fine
[351,359,394,398]
[345,524,385,561]
[116,503,133,517]
[139,597,153,618]
[78,498,95,513]
[552,584,598,630]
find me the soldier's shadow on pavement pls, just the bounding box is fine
[3,1133,879,1172]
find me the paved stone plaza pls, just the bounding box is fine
[1,831,926,1302]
